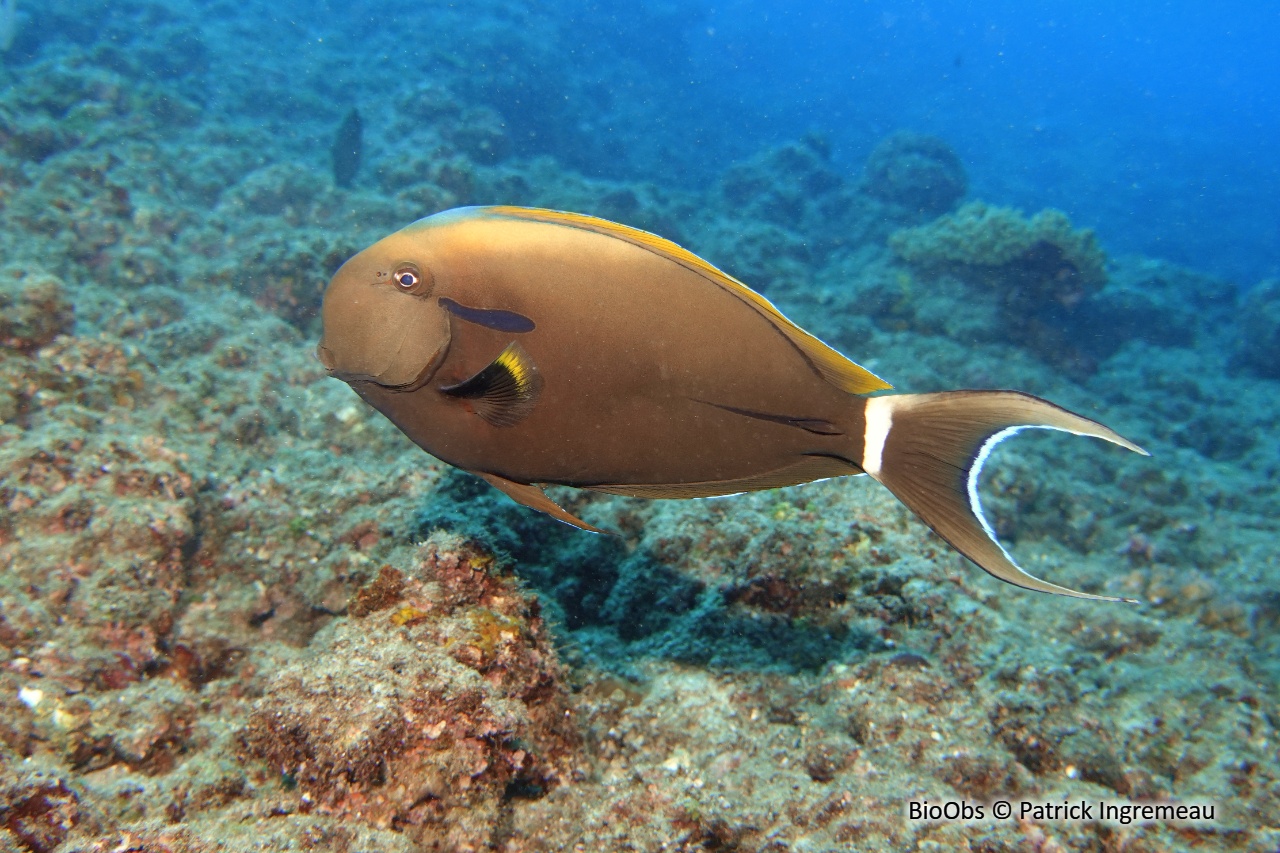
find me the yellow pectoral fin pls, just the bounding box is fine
[476,472,605,533]
[481,206,893,396]
[439,341,543,427]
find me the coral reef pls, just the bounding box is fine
[863,131,968,221]
[1077,256,1239,356]
[1232,278,1280,378]
[0,268,73,354]
[718,133,842,228]
[888,202,1109,372]
[889,201,1107,304]
[698,135,910,294]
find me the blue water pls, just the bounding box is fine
[227,0,1278,284]
[22,0,1269,283]
[581,0,1280,285]
[680,1,1280,284]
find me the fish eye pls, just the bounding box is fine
[393,265,422,291]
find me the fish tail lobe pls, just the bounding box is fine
[859,390,1147,602]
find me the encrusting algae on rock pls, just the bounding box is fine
[889,201,1107,309]
[240,535,580,849]
[889,202,1110,372]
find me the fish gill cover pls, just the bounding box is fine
[0,0,1277,851]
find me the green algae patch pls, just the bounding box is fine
[888,202,1111,374]
[0,267,74,356]
[890,201,1108,307]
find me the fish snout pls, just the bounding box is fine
[314,339,380,384]
[315,316,448,388]
[318,254,452,387]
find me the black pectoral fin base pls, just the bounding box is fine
[440,297,536,333]
[440,341,543,427]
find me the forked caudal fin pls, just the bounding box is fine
[860,391,1149,602]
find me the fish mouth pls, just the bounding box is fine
[315,342,384,385]
[315,342,373,383]
[314,340,448,393]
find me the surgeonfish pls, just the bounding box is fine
[317,206,1148,602]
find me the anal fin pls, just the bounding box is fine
[476,471,604,533]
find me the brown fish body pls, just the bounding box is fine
[319,206,1148,601]
[352,212,865,490]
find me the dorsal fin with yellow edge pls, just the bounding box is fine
[479,206,893,396]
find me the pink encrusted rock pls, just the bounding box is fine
[0,268,74,354]
[239,536,579,849]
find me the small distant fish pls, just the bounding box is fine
[331,107,363,189]
[317,207,1148,601]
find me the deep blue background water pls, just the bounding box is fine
[318,0,1279,284]
[675,1,1280,286]
[25,0,1275,285]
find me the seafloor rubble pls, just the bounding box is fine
[1,5,1279,852]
